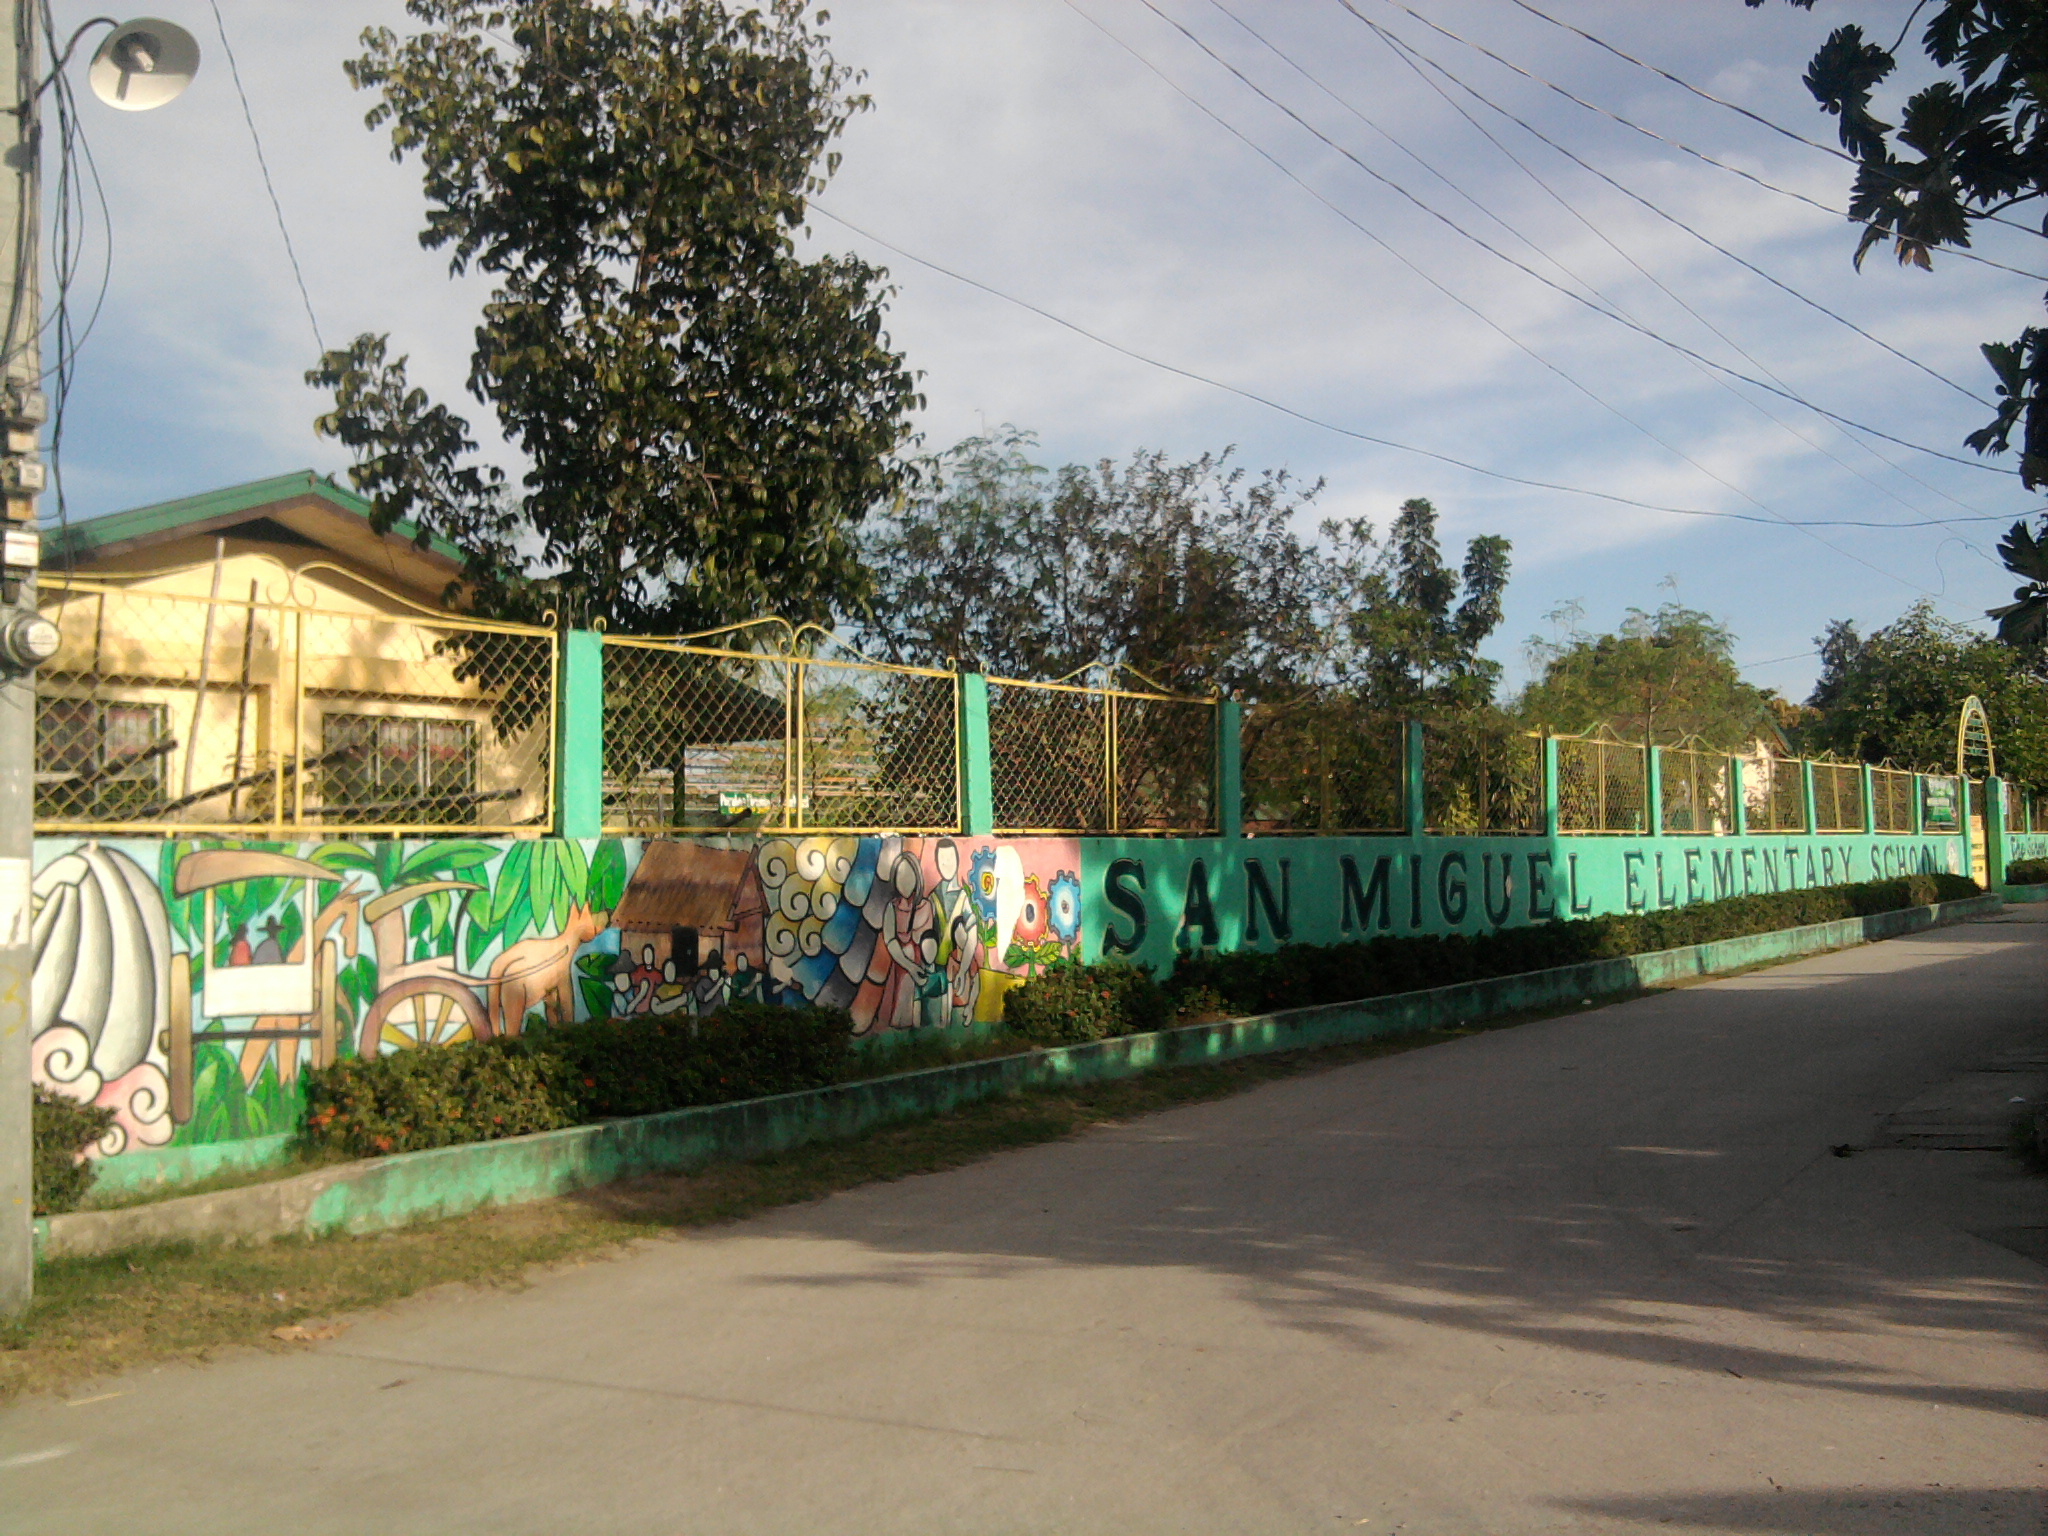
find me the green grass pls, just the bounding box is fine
[2,996,1628,1403]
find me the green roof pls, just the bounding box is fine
[45,470,468,567]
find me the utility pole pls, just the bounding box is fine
[0,0,47,1322]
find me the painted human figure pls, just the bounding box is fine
[945,904,982,1026]
[691,952,729,1017]
[877,849,933,1031]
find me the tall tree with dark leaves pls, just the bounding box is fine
[1754,1,2048,642]
[310,0,921,630]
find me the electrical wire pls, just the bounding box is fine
[206,0,324,353]
[808,203,2035,536]
[1203,0,2009,548]
[1119,0,2005,478]
[1349,11,2011,561]
[1344,0,2048,266]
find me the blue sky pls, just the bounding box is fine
[42,0,2042,697]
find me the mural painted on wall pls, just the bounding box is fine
[27,834,1082,1159]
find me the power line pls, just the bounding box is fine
[1351,11,2012,557]
[1346,0,2048,263]
[1117,0,2006,479]
[1064,0,1976,597]
[1205,0,2010,544]
[1504,0,1856,163]
[206,0,323,354]
[1314,5,1990,410]
[808,204,2037,537]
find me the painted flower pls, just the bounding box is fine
[1047,870,1082,946]
[968,847,999,926]
[1012,874,1049,946]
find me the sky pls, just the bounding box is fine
[38,0,2046,698]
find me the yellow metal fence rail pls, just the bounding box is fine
[34,574,556,837]
[600,630,960,835]
[1556,732,1648,833]
[1423,716,1543,833]
[1745,756,1808,833]
[1240,703,1403,833]
[1658,743,1732,835]
[1810,760,1867,834]
[1871,766,1914,833]
[987,674,1217,835]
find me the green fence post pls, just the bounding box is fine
[1860,763,1876,835]
[1799,758,1818,838]
[1728,755,1747,836]
[1404,721,1426,838]
[959,673,993,837]
[554,630,604,839]
[1542,736,1560,838]
[1645,745,1663,837]
[1912,773,1925,835]
[1986,774,2008,888]
[1217,698,1242,840]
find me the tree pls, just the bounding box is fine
[1803,599,2048,784]
[1755,2,2048,640]
[1516,603,1772,749]
[311,0,921,630]
[860,432,1512,706]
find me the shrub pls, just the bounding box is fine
[537,1003,854,1120]
[1002,958,1169,1045]
[2005,858,2048,885]
[32,1088,118,1216]
[301,1037,572,1158]
[300,1003,855,1158]
[1164,872,1980,1019]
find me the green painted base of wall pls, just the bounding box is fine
[33,893,2000,1262]
[85,1134,297,1198]
[1997,882,2048,902]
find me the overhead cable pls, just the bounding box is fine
[1208,0,2008,545]
[206,0,324,353]
[1355,13,2011,548]
[808,205,2032,537]
[1122,0,2004,475]
[1346,0,2048,260]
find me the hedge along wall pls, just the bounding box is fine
[29,817,1969,1183]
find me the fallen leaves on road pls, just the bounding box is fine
[270,1322,350,1344]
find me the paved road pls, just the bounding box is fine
[4,912,2046,1535]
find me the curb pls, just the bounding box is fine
[35,893,2002,1261]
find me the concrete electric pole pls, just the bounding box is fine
[1,4,197,1320]
[0,0,48,1326]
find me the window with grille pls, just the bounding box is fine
[34,698,168,819]
[322,713,478,819]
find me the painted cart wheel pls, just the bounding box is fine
[357,978,492,1059]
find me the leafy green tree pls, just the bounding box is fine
[311,0,921,630]
[1516,603,1772,749]
[861,433,1512,706]
[1326,497,1511,714]
[1803,599,2048,784]
[1756,2,2048,639]
[861,430,1336,698]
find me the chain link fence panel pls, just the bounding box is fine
[1657,745,1732,835]
[1423,716,1542,833]
[35,577,555,835]
[1240,702,1402,833]
[1870,767,1915,833]
[1555,734,1647,833]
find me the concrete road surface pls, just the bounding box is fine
[4,911,2045,1535]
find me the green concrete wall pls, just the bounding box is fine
[34,892,1999,1261]
[1080,830,1967,974]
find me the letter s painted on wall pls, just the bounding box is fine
[1103,858,1147,956]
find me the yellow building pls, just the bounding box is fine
[34,471,555,836]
